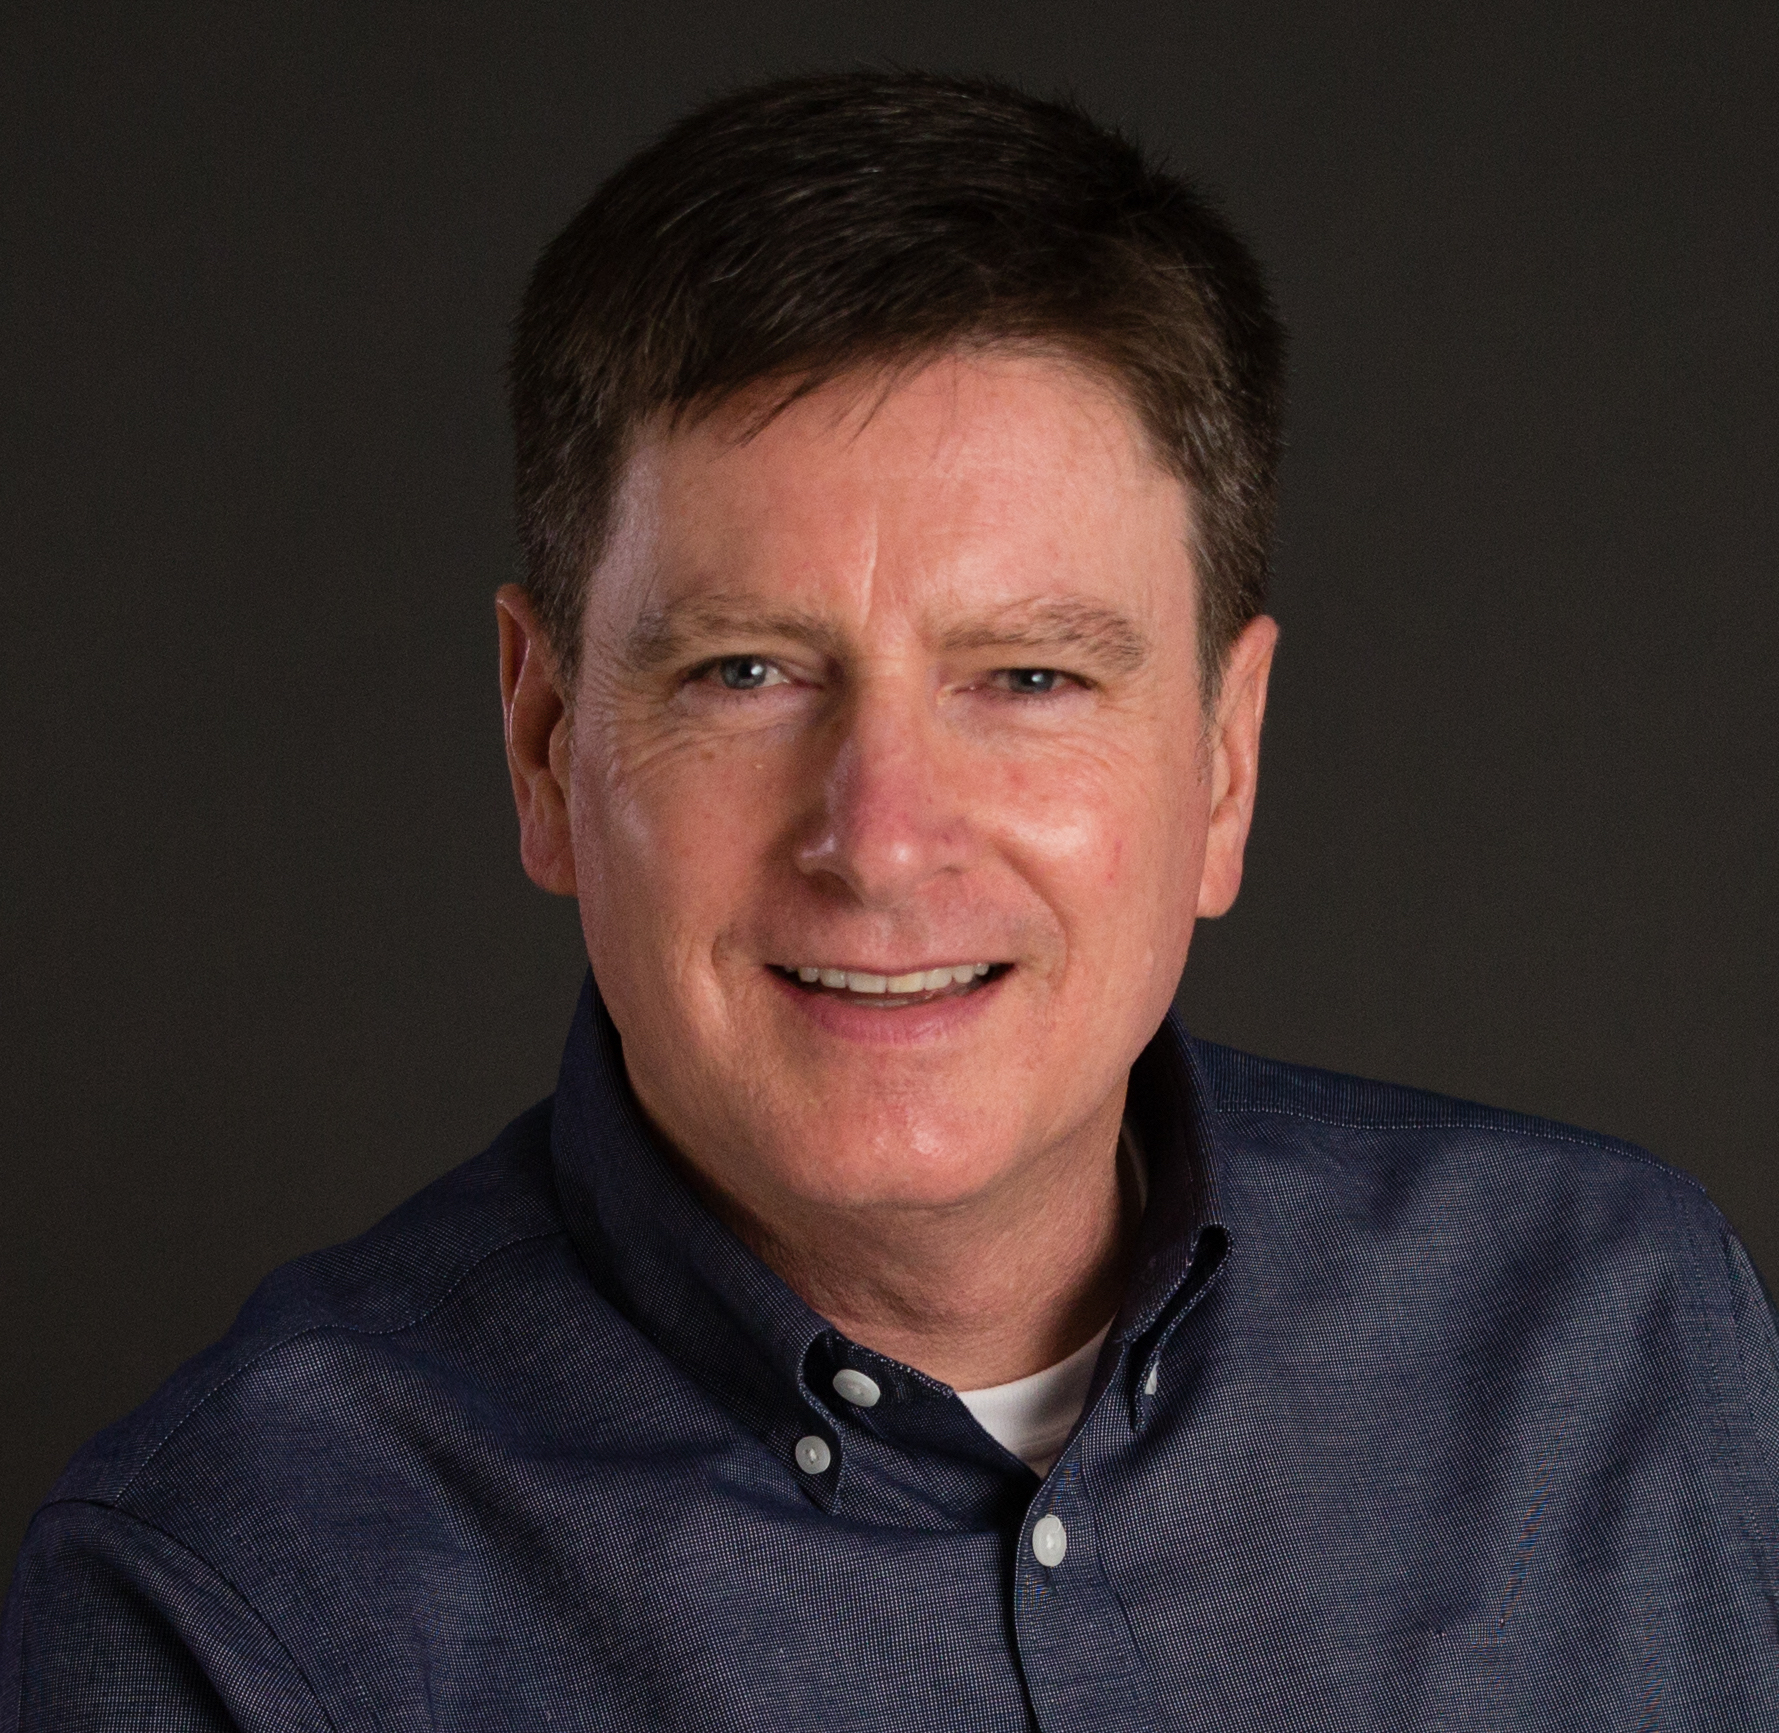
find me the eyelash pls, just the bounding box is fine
[685,656,792,693]
[985,668,1085,698]
[685,657,1088,698]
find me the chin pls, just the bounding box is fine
[760,1115,1019,1213]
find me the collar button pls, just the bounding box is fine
[832,1368,882,1408]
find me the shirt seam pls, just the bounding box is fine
[114,1226,567,1505]
[20,1500,341,1731]
[1214,1102,1709,1194]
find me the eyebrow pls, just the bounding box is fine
[623,598,846,670]
[935,599,1150,673]
[622,593,1150,675]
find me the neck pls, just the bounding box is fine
[675,1088,1137,1390]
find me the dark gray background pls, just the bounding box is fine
[5,2,1775,1592]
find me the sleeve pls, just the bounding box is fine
[1,1501,330,1733]
[1721,1228,1779,1616]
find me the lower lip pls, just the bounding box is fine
[767,968,1008,1046]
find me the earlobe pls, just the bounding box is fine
[495,584,579,897]
[1195,614,1278,919]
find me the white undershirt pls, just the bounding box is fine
[956,1320,1112,1475]
[954,1123,1146,1476]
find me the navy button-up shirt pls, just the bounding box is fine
[7,979,1778,1727]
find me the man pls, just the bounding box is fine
[5,70,1775,1730]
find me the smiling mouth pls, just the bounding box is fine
[770,962,1009,1007]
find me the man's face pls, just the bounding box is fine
[505,351,1272,1226]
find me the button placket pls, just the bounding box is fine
[1030,1513,1068,1567]
[1012,1468,1158,1733]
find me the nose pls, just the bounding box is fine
[793,677,972,908]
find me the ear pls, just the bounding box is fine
[496,584,578,896]
[1196,613,1278,919]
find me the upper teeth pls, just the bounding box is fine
[793,963,992,994]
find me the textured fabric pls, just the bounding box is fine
[6,974,1777,1729]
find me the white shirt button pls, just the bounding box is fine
[794,1435,832,1475]
[831,1368,882,1408]
[1030,1514,1068,1568]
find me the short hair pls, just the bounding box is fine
[510,70,1286,698]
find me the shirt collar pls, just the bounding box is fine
[550,974,1228,1471]
[549,976,832,1465]
[1111,1006,1227,1343]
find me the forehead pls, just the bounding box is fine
[596,350,1196,635]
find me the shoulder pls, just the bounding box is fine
[1178,1038,1779,1662]
[1188,1034,1716,1230]
[1183,1036,1777,1416]
[39,1097,577,1522]
[1181,1035,1777,1368]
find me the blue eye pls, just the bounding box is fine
[718,656,774,690]
[1004,668,1062,695]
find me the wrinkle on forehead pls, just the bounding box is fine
[593,350,1193,678]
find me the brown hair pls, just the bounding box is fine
[510,70,1286,696]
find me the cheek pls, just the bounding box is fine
[572,722,787,947]
[998,735,1209,967]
